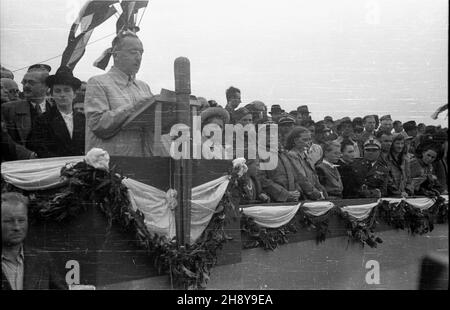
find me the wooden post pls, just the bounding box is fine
[174,57,192,245]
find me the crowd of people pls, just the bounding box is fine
[0,28,449,291]
[1,31,448,204]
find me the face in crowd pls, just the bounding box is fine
[237,113,253,127]
[52,84,75,111]
[364,147,380,162]
[114,36,144,76]
[1,78,19,103]
[342,144,356,163]
[379,133,393,153]
[391,138,405,154]
[2,200,28,248]
[393,121,403,133]
[73,102,84,114]
[279,123,294,139]
[228,91,241,110]
[325,144,342,164]
[379,119,393,133]
[21,70,48,101]
[294,130,313,152]
[363,116,376,133]
[340,123,354,138]
[421,149,437,165]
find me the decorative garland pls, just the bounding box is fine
[340,205,383,248]
[241,197,448,251]
[241,204,336,250]
[2,160,245,290]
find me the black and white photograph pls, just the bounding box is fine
[1,0,448,293]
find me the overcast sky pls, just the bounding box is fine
[1,0,448,126]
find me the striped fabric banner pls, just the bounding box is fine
[61,0,119,70]
[116,0,148,33]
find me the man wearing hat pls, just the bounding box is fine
[377,114,393,135]
[341,138,389,198]
[295,105,311,125]
[85,30,154,156]
[269,104,284,123]
[1,63,54,156]
[333,117,360,158]
[403,120,420,154]
[277,114,295,150]
[29,67,85,158]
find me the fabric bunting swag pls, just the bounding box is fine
[1,151,448,242]
[1,152,230,243]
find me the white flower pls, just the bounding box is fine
[165,189,178,211]
[85,148,110,171]
[232,157,248,177]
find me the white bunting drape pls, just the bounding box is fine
[2,156,447,239]
[302,201,335,217]
[404,197,436,211]
[241,203,301,228]
[1,156,84,190]
[341,202,379,220]
[123,175,230,242]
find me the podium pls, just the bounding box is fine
[122,89,201,157]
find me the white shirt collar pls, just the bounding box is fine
[322,159,339,168]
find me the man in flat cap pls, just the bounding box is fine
[277,114,295,150]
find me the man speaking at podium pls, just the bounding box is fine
[85,30,154,156]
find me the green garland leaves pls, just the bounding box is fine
[2,160,244,290]
[241,197,448,251]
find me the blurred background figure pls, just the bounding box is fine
[245,100,267,124]
[296,105,312,125]
[0,65,14,80]
[269,104,284,123]
[1,78,19,104]
[393,120,403,134]
[197,96,210,113]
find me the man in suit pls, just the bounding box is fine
[30,67,85,158]
[1,64,53,155]
[85,30,154,156]
[2,192,67,290]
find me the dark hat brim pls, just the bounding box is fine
[46,74,82,90]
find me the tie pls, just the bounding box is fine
[35,103,42,115]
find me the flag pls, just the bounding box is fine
[61,0,119,70]
[116,0,148,33]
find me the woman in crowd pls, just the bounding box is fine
[385,134,414,197]
[286,126,327,200]
[316,141,343,199]
[410,142,447,196]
